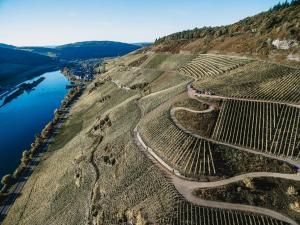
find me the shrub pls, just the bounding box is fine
[242,178,255,190]
[287,186,298,196]
[21,150,31,166]
[1,174,13,187]
[13,164,26,179]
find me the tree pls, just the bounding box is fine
[21,150,31,165]
[1,174,12,186]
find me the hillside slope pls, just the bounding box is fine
[153,1,300,64]
[2,48,300,225]
[0,47,57,87]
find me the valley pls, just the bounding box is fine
[0,1,299,225]
[0,47,299,224]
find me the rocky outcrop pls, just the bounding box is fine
[272,39,298,50]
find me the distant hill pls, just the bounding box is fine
[0,47,55,66]
[0,41,142,87]
[0,43,16,49]
[21,41,142,61]
[0,47,57,87]
[153,0,300,63]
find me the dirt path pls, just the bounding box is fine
[133,89,300,225]
[170,101,300,170]
[133,114,299,225]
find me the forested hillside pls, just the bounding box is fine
[22,41,142,60]
[0,47,57,87]
[154,0,300,63]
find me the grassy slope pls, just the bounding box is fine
[2,51,195,225]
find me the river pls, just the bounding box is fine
[0,71,70,179]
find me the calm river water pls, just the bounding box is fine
[0,71,70,178]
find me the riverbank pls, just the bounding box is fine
[0,64,60,99]
[0,71,72,181]
[0,83,85,221]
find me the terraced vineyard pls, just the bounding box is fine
[179,54,250,79]
[230,70,300,104]
[213,99,300,159]
[158,201,290,225]
[138,96,296,180]
[140,110,217,177]
[194,61,300,104]
[139,81,190,113]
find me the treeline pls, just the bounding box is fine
[154,0,299,45]
[269,0,299,11]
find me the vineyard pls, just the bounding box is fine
[3,47,300,225]
[158,201,290,225]
[194,61,300,104]
[179,54,250,79]
[139,96,296,179]
[139,81,190,113]
[92,137,179,224]
[140,110,217,177]
[213,99,300,159]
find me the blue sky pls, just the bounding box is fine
[0,0,284,46]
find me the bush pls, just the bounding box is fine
[21,150,31,165]
[1,174,12,186]
[13,164,26,179]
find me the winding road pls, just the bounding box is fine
[132,83,300,225]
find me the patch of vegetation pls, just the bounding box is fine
[22,41,141,61]
[143,54,169,69]
[128,55,149,67]
[212,99,300,159]
[194,176,300,223]
[150,71,192,93]
[175,109,218,138]
[47,115,83,152]
[0,47,57,87]
[173,98,208,111]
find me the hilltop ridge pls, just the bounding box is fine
[153,1,300,64]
